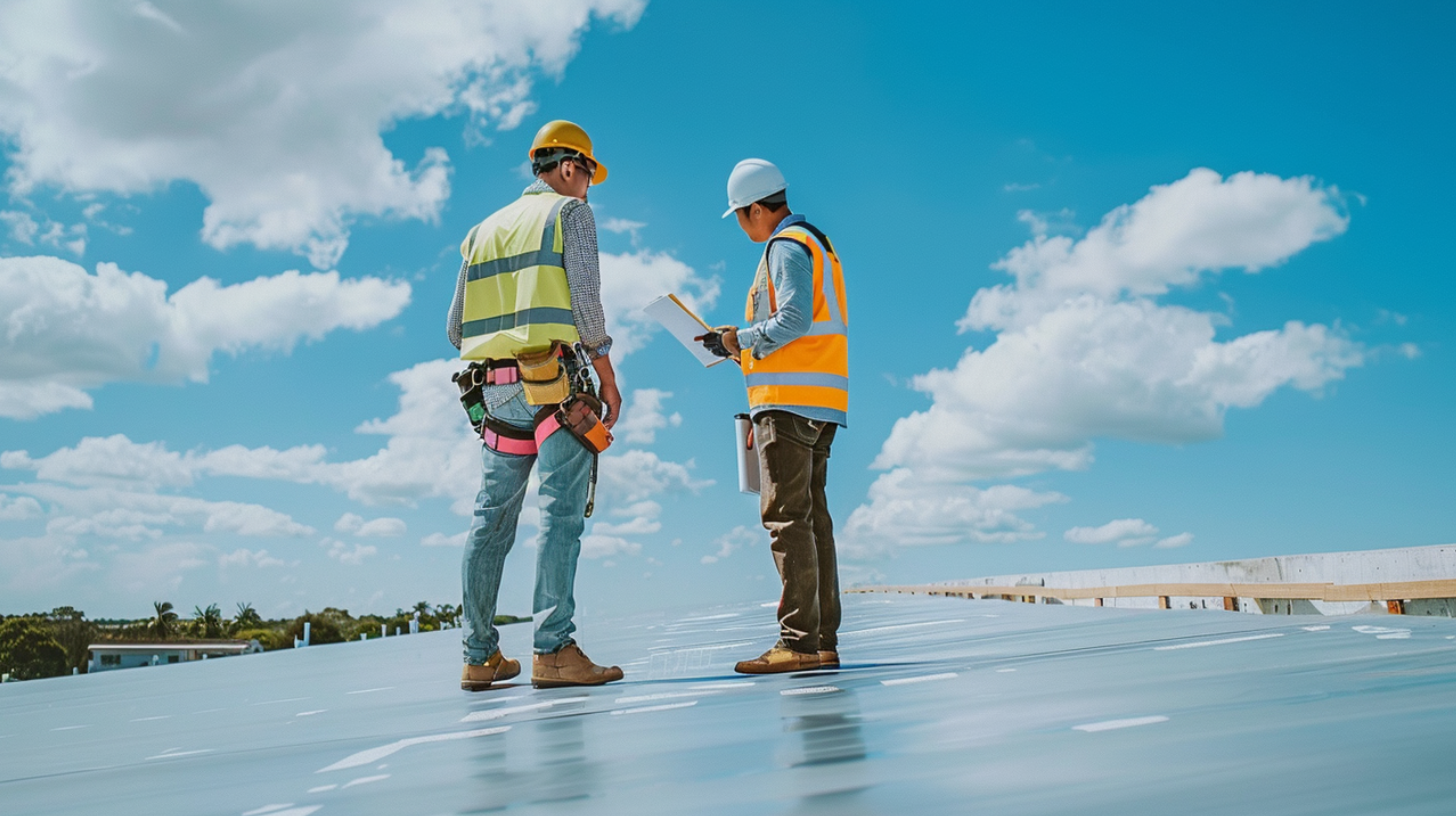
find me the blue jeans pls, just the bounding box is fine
[461,391,591,664]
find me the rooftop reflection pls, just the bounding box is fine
[4,595,1456,814]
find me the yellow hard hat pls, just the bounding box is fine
[528,120,607,185]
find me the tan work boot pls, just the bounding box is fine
[735,643,821,674]
[532,643,624,688]
[817,650,839,668]
[461,650,520,691]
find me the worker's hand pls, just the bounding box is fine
[696,326,742,362]
[589,352,623,430]
[599,379,622,430]
[717,326,741,358]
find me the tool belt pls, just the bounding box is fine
[452,342,613,516]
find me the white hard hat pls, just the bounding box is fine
[722,158,787,218]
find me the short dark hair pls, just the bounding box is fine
[531,147,581,177]
[755,191,788,212]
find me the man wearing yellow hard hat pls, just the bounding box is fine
[701,159,851,674]
[447,120,623,690]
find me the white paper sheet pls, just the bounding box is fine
[643,294,730,367]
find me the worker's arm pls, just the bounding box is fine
[590,353,621,429]
[560,199,621,426]
[736,240,814,358]
[445,257,468,350]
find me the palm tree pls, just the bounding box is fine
[413,601,432,617]
[235,602,262,630]
[191,604,224,639]
[149,601,177,640]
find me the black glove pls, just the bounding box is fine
[698,331,733,359]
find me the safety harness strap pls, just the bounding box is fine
[482,426,538,456]
[461,343,606,518]
[533,411,566,451]
[486,366,519,385]
[479,403,570,457]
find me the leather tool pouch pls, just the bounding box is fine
[451,364,488,433]
[557,394,613,454]
[516,343,570,406]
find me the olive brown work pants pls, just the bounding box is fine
[754,410,840,655]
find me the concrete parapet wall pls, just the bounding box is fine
[922,543,1456,616]
[939,544,1456,591]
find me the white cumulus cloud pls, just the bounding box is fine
[852,169,1360,554]
[0,534,96,592]
[581,533,641,559]
[219,548,286,569]
[0,493,44,520]
[420,531,466,548]
[313,359,481,510]
[334,513,406,537]
[1155,532,1194,549]
[875,170,1363,484]
[841,469,1067,556]
[599,250,720,357]
[700,525,762,565]
[110,541,209,593]
[6,481,316,541]
[613,388,682,445]
[4,357,710,517]
[590,516,662,537]
[324,538,377,566]
[1064,518,1159,547]
[0,0,647,267]
[597,449,711,505]
[976,168,1349,308]
[0,256,410,419]
[0,209,87,254]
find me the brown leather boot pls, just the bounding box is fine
[734,643,821,674]
[461,650,520,691]
[532,643,623,688]
[817,650,839,668]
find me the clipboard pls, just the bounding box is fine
[643,294,730,367]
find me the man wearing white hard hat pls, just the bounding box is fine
[700,159,850,674]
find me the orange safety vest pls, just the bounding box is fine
[741,221,849,425]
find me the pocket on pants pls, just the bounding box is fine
[759,411,820,449]
[493,391,536,429]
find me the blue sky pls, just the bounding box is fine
[1,1,1452,621]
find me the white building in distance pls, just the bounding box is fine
[87,640,263,672]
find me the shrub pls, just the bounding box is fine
[0,618,69,681]
[285,613,344,646]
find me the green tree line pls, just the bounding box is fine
[1,601,528,682]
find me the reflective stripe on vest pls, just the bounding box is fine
[740,223,849,423]
[459,193,581,361]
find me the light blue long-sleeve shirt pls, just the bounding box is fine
[738,214,845,426]
[738,214,813,357]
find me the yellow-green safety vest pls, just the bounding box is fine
[459,192,580,361]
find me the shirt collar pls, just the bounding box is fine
[523,179,552,195]
[771,213,806,237]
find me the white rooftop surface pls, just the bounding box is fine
[4,595,1456,815]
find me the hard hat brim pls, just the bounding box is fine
[590,160,607,185]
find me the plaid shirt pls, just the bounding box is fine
[447,179,612,406]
